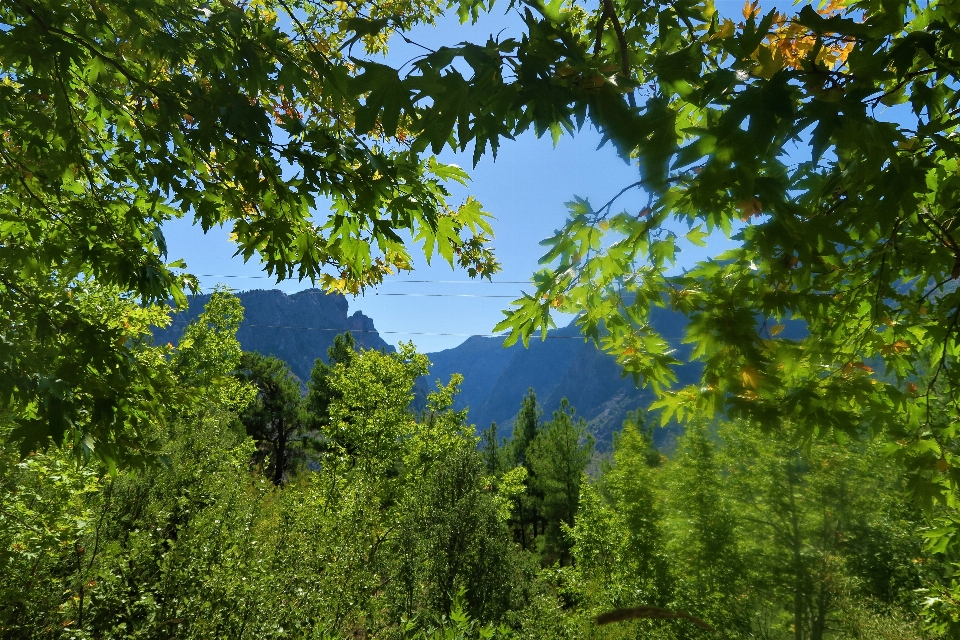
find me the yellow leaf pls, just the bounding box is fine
[769,323,785,336]
[741,366,759,389]
[897,138,919,151]
[709,19,735,41]
[880,340,910,355]
[737,198,762,221]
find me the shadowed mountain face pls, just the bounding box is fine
[152,289,391,382]
[155,289,704,451]
[424,307,697,451]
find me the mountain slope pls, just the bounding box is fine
[153,289,391,382]
[424,308,698,450]
[155,289,697,450]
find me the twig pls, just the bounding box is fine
[600,0,635,107]
[596,606,720,633]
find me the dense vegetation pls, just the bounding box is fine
[0,292,941,638]
[5,0,960,635]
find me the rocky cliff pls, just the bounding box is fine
[156,289,698,450]
[424,307,697,450]
[153,289,391,382]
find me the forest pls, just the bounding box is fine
[4,0,960,636]
[1,290,937,638]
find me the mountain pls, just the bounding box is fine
[152,289,392,382]
[424,307,698,451]
[155,289,696,451]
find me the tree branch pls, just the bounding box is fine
[596,606,720,633]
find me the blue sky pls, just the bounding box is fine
[162,1,757,352]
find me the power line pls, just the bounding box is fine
[233,323,687,341]
[374,293,517,298]
[195,274,531,284]
[237,323,585,339]
[195,288,518,299]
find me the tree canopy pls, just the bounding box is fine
[4,0,959,499]
[0,0,496,460]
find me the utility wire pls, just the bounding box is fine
[194,288,519,298]
[236,324,583,339]
[228,323,687,341]
[195,274,531,284]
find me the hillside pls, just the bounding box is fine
[155,289,695,450]
[153,289,392,382]
[425,307,697,450]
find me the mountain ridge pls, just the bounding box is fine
[154,289,690,450]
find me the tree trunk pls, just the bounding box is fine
[274,417,286,485]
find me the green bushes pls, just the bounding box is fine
[0,292,940,638]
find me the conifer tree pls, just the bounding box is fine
[527,399,594,565]
[306,332,356,431]
[509,389,541,467]
[236,352,306,485]
[480,422,503,475]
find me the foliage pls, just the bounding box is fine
[0,280,174,467]
[395,377,516,623]
[661,423,748,635]
[0,447,104,636]
[170,287,252,414]
[0,295,529,638]
[526,399,593,565]
[306,331,357,432]
[567,418,671,616]
[559,418,934,639]
[0,296,939,637]
[0,0,500,460]
[4,0,959,633]
[236,350,308,484]
[481,0,960,463]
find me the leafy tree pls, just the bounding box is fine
[0,446,104,635]
[1,0,498,462]
[527,399,594,565]
[236,351,306,485]
[662,424,748,636]
[321,342,427,469]
[718,420,927,639]
[170,288,253,414]
[395,376,516,623]
[0,280,175,466]
[306,331,356,431]
[9,0,960,509]
[577,416,671,613]
[481,0,960,468]
[1,302,529,638]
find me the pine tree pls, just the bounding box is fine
[480,422,502,475]
[509,389,541,467]
[306,332,356,431]
[236,352,306,485]
[527,399,594,565]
